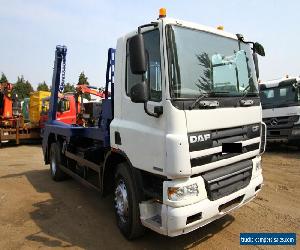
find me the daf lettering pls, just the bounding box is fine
[190,134,211,143]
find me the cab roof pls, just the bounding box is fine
[260,76,300,89]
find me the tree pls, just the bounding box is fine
[78,71,90,100]
[0,72,8,83]
[63,82,76,93]
[78,71,89,85]
[37,81,49,91]
[13,76,34,100]
[195,52,213,92]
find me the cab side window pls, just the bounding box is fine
[126,29,162,102]
[58,98,70,112]
[63,99,70,111]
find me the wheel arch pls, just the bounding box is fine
[102,150,142,196]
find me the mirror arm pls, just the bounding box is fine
[253,53,260,79]
[143,103,162,118]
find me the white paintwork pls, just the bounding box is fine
[110,17,263,236]
[140,158,262,236]
[260,76,300,88]
[162,18,239,41]
[165,101,191,177]
[185,106,262,132]
[165,174,262,237]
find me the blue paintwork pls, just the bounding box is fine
[100,99,113,147]
[101,48,116,147]
[45,120,103,140]
[42,46,116,158]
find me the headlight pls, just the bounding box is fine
[168,183,199,201]
[291,128,300,135]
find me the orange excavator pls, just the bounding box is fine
[0,82,14,125]
[75,84,107,126]
[0,82,22,127]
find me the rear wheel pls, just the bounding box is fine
[114,163,144,239]
[50,142,67,181]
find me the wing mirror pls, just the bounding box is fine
[130,81,148,103]
[129,34,147,74]
[252,43,265,79]
[253,42,265,57]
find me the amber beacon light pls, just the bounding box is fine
[159,8,167,18]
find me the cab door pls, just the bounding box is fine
[118,28,166,175]
[57,97,76,124]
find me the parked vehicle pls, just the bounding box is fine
[39,85,106,127]
[260,76,300,145]
[0,82,16,126]
[29,91,51,127]
[42,9,266,239]
[0,82,40,145]
[40,93,78,127]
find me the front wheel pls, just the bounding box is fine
[114,163,144,239]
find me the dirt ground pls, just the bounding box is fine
[0,143,299,250]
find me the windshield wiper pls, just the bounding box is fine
[189,91,229,110]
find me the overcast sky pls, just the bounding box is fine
[0,0,299,88]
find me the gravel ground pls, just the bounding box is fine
[0,144,299,249]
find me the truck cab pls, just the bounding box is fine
[109,16,265,236]
[40,94,78,127]
[42,10,266,239]
[260,76,300,145]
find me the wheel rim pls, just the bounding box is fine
[51,156,57,175]
[114,179,129,224]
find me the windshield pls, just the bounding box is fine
[167,25,258,98]
[260,85,300,109]
[41,99,50,114]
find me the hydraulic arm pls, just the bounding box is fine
[49,45,67,122]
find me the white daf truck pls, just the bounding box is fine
[260,76,300,145]
[43,9,266,239]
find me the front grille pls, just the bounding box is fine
[188,123,260,152]
[201,159,253,201]
[263,115,299,129]
[191,143,259,167]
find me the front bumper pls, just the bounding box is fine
[140,173,263,237]
[266,125,300,144]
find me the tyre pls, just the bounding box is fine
[50,142,67,181]
[114,163,144,239]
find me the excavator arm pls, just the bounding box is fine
[75,84,106,98]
